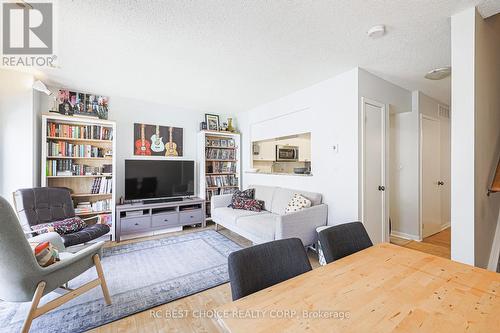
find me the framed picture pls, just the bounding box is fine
[205,114,220,131]
[133,123,184,157]
[57,89,109,119]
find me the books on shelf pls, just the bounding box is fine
[47,122,113,140]
[208,161,236,173]
[46,160,107,176]
[75,199,112,214]
[205,174,238,187]
[205,137,235,148]
[47,141,108,158]
[91,177,113,194]
[206,187,238,201]
[205,148,235,160]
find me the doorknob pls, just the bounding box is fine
[378,185,385,191]
[437,181,444,186]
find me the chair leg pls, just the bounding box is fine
[93,254,112,305]
[22,281,46,333]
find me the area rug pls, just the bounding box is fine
[0,230,242,333]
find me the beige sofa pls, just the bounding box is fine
[211,185,328,246]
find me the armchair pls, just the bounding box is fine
[13,187,110,247]
[0,196,111,333]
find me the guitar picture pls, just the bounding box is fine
[150,125,165,153]
[134,124,152,155]
[165,127,179,156]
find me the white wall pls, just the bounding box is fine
[240,68,359,224]
[239,67,412,228]
[451,8,500,268]
[0,69,36,204]
[474,11,500,268]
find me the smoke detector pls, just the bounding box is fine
[367,25,386,38]
[425,67,451,80]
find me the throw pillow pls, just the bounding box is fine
[228,188,255,208]
[32,217,87,235]
[29,241,60,267]
[232,198,264,212]
[285,193,312,214]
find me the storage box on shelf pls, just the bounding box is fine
[41,113,116,241]
[197,130,241,219]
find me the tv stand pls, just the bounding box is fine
[115,197,206,242]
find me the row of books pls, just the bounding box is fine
[205,187,238,201]
[90,177,112,194]
[46,160,106,176]
[207,161,237,174]
[47,122,113,140]
[205,137,235,148]
[205,148,235,160]
[206,175,238,187]
[47,141,107,158]
[75,199,112,214]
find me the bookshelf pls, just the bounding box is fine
[197,130,241,219]
[41,113,116,241]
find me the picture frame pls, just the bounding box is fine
[205,114,220,131]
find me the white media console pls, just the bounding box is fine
[115,197,206,241]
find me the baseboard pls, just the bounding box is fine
[390,230,421,241]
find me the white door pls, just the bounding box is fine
[421,116,442,238]
[362,98,388,244]
[439,106,451,227]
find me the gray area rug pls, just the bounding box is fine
[0,230,242,333]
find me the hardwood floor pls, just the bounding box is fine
[89,224,319,333]
[89,226,450,332]
[390,228,451,259]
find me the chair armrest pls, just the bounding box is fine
[40,241,104,274]
[211,194,233,210]
[28,231,66,252]
[275,204,328,246]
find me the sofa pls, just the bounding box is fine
[211,185,327,246]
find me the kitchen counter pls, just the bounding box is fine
[245,171,313,177]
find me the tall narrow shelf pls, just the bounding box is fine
[197,131,241,219]
[41,113,117,241]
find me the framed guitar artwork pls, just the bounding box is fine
[133,123,183,156]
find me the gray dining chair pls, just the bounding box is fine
[318,221,373,264]
[0,196,111,333]
[228,238,312,301]
[13,187,110,248]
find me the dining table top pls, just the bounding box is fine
[214,243,500,333]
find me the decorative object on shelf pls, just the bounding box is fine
[205,114,220,131]
[220,122,228,131]
[200,121,207,130]
[227,117,235,132]
[133,123,183,156]
[56,89,109,119]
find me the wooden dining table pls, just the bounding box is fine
[214,243,500,333]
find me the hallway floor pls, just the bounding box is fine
[390,228,451,259]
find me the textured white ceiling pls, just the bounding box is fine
[28,0,500,112]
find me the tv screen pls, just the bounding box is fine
[125,160,194,201]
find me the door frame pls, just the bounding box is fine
[360,97,389,243]
[419,113,440,240]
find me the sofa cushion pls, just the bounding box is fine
[232,198,265,212]
[251,185,276,211]
[212,207,266,226]
[285,194,312,214]
[229,189,255,208]
[271,187,322,215]
[236,213,279,242]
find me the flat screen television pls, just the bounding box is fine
[125,160,194,201]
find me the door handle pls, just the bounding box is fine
[437,181,444,186]
[378,186,385,191]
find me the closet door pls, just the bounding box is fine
[421,116,442,238]
[439,105,451,227]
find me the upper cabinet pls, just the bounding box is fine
[253,141,276,161]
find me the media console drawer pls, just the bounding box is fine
[121,216,151,233]
[179,209,203,224]
[152,212,179,228]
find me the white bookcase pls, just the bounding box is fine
[41,113,117,241]
[197,130,241,219]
